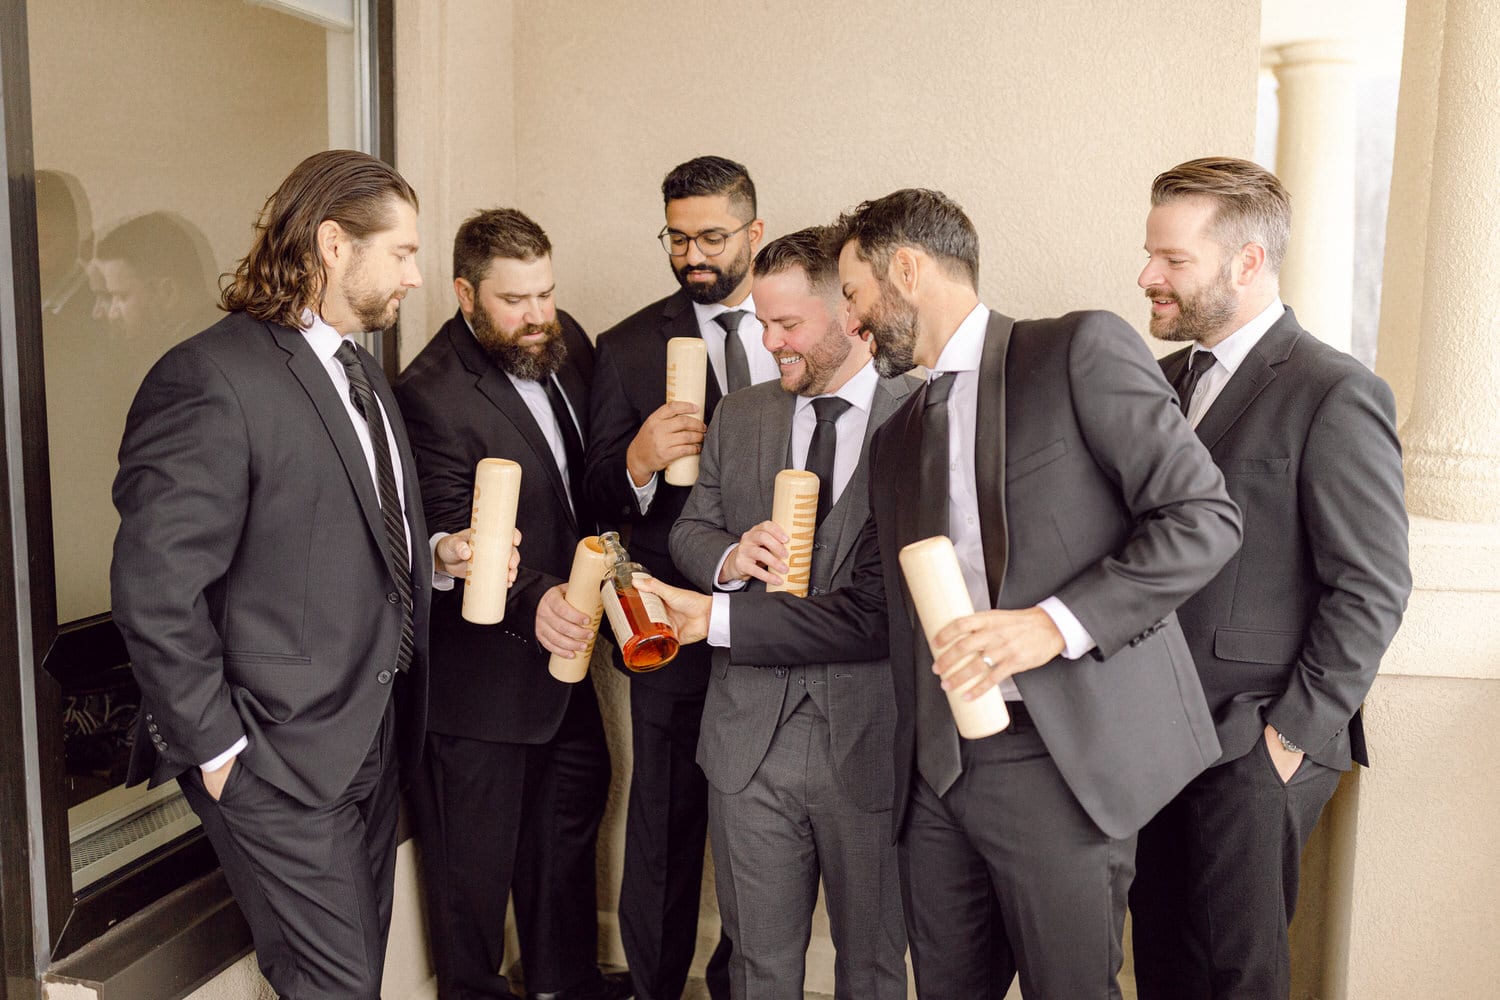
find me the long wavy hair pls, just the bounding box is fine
[220,150,418,329]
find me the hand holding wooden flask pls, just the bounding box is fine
[460,458,522,624]
[664,337,707,486]
[547,536,615,683]
[767,469,818,597]
[898,535,1011,738]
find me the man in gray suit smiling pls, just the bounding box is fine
[670,228,911,1000]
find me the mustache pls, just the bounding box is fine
[1144,286,1178,303]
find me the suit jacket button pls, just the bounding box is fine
[774,667,788,678]
[387,592,400,605]
[144,712,153,722]
[147,723,159,734]
[158,742,169,752]
[377,669,393,685]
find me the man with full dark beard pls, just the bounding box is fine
[584,156,777,1000]
[1130,158,1410,1000]
[397,208,630,1000]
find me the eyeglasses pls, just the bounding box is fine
[658,219,754,258]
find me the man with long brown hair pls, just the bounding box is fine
[112,149,492,999]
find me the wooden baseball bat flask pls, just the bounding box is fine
[460,458,522,625]
[547,536,614,683]
[898,535,1010,738]
[767,469,819,597]
[663,337,708,486]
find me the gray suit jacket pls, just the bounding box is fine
[1160,307,1410,770]
[729,311,1243,839]
[671,371,917,812]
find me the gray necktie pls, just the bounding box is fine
[715,310,751,393]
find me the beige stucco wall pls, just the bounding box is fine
[387,1,1259,994]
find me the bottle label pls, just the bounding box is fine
[599,579,672,652]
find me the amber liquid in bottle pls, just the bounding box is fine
[599,533,680,672]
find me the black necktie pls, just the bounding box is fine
[804,396,852,524]
[914,372,962,794]
[541,374,584,523]
[715,310,752,393]
[334,341,414,674]
[1173,350,1217,417]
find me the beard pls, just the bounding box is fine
[777,321,854,397]
[862,280,921,378]
[672,241,752,305]
[1146,260,1238,343]
[471,306,568,381]
[341,249,404,332]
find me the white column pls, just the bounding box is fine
[1374,0,1447,423]
[1273,40,1359,353]
[1399,0,1500,524]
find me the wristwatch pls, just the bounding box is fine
[1276,730,1304,755]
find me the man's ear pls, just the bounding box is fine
[316,218,347,269]
[1236,241,1268,288]
[454,276,476,316]
[891,246,921,296]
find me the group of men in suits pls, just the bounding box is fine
[641,157,1410,999]
[110,145,1409,1000]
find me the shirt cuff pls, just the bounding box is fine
[630,468,659,515]
[201,736,247,772]
[713,544,748,591]
[1038,596,1096,660]
[430,532,456,591]
[708,593,732,647]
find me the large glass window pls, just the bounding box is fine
[29,0,377,897]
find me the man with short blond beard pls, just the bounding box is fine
[670,228,911,1000]
[1130,157,1410,1000]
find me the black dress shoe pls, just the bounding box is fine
[526,970,634,1000]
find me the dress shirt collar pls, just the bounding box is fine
[1197,297,1284,375]
[793,357,879,416]
[928,302,991,377]
[693,293,758,330]
[299,308,362,360]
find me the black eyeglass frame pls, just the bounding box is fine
[657,218,755,257]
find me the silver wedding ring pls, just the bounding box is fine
[980,654,997,671]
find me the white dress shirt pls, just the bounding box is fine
[630,292,778,513]
[1182,297,1285,428]
[204,311,416,772]
[928,303,1093,700]
[706,361,881,642]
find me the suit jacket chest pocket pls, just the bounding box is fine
[1005,438,1068,486]
[1218,456,1292,518]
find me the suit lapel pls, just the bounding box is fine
[826,373,913,576]
[1191,311,1300,452]
[759,390,796,518]
[275,324,389,570]
[975,312,1014,608]
[451,321,580,535]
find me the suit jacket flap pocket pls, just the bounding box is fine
[1006,438,1067,483]
[1219,457,1290,475]
[1214,627,1302,665]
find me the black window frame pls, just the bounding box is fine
[0,2,398,995]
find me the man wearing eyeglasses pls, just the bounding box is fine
[584,156,776,1000]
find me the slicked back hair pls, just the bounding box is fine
[221,149,418,329]
[753,226,838,297]
[661,156,757,221]
[453,208,552,290]
[829,188,979,290]
[1150,157,1292,274]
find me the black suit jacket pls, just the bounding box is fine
[731,310,1243,839]
[113,312,433,807]
[396,309,595,744]
[1160,307,1410,770]
[585,288,725,694]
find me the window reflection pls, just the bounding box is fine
[30,0,371,891]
